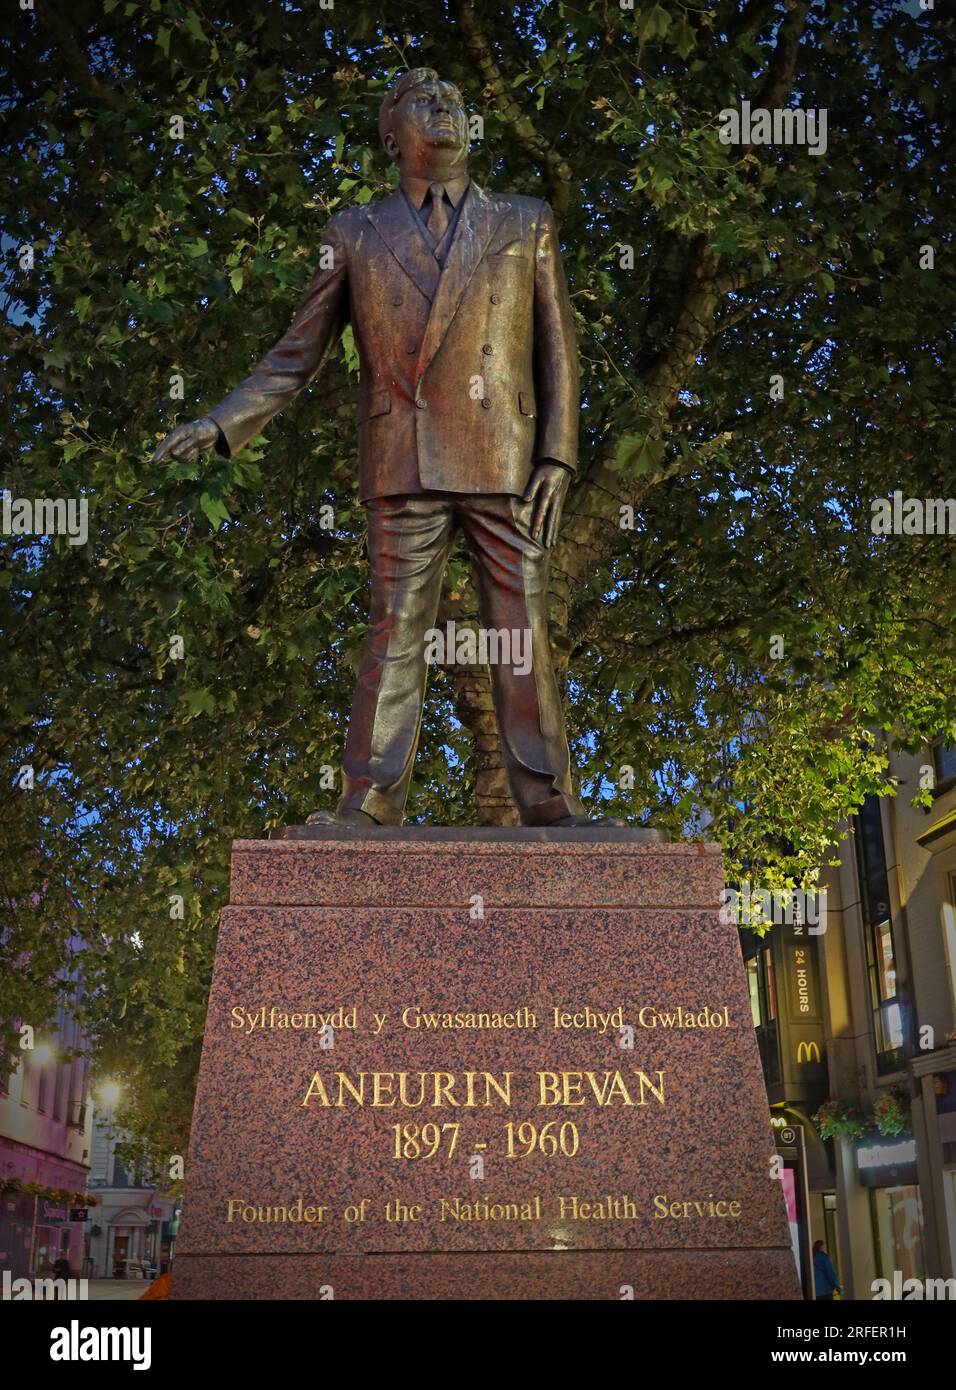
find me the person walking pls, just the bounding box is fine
[813,1239,843,1299]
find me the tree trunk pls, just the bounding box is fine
[448,664,519,826]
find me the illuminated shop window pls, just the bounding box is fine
[871,1185,926,1283]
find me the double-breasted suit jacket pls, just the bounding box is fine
[207,182,579,500]
[207,179,587,826]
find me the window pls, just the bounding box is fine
[745,946,777,1026]
[19,1054,31,1108]
[53,1059,65,1122]
[871,1186,926,1282]
[52,1012,67,1122]
[66,1058,80,1127]
[743,937,780,1086]
[855,796,906,1074]
[932,737,956,791]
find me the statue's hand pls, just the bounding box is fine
[152,416,221,466]
[522,460,572,549]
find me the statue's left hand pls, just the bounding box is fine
[522,460,572,549]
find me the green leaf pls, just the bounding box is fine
[200,493,231,529]
[642,4,673,42]
[341,324,359,375]
[674,17,696,60]
[182,687,216,715]
[182,11,208,45]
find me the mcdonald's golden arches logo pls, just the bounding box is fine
[796,1040,821,1063]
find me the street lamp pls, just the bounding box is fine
[98,1080,121,1107]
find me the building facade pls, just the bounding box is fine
[0,1000,92,1279]
[86,1106,176,1279]
[740,911,835,1295]
[744,735,956,1297]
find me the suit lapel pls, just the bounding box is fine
[366,191,440,303]
[416,182,506,382]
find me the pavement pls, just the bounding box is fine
[87,1279,153,1301]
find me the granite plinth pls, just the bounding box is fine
[171,1250,799,1301]
[173,833,800,1300]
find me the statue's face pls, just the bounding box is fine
[386,78,468,163]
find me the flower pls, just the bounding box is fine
[812,1099,869,1141]
[873,1088,912,1137]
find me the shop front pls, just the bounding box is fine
[0,1177,91,1279]
[772,1105,837,1297]
[0,1190,35,1279]
[32,1196,88,1277]
[87,1191,174,1278]
[856,1137,925,1281]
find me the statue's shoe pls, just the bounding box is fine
[305,808,379,828]
[550,815,666,841]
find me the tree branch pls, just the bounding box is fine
[35,2,135,114]
[453,0,574,217]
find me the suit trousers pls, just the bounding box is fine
[338,491,587,826]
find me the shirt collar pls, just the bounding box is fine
[400,172,471,211]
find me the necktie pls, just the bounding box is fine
[426,182,449,241]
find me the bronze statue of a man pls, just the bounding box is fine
[155,69,621,829]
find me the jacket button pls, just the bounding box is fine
[482,344,493,355]
[406,344,417,355]
[392,296,403,306]
[490,294,500,304]
[416,397,427,409]
[480,398,492,409]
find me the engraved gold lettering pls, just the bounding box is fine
[536,1070,666,1106]
[299,1072,331,1107]
[301,1072,514,1108]
[652,1193,743,1219]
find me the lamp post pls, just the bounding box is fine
[94,1080,121,1278]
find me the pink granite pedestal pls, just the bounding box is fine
[172,831,800,1300]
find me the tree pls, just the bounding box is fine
[2,0,954,1156]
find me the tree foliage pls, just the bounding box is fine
[1,0,954,1155]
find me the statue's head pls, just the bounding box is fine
[378,68,468,166]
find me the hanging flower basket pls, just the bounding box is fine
[812,1100,869,1141]
[0,1177,98,1206]
[872,1088,913,1137]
